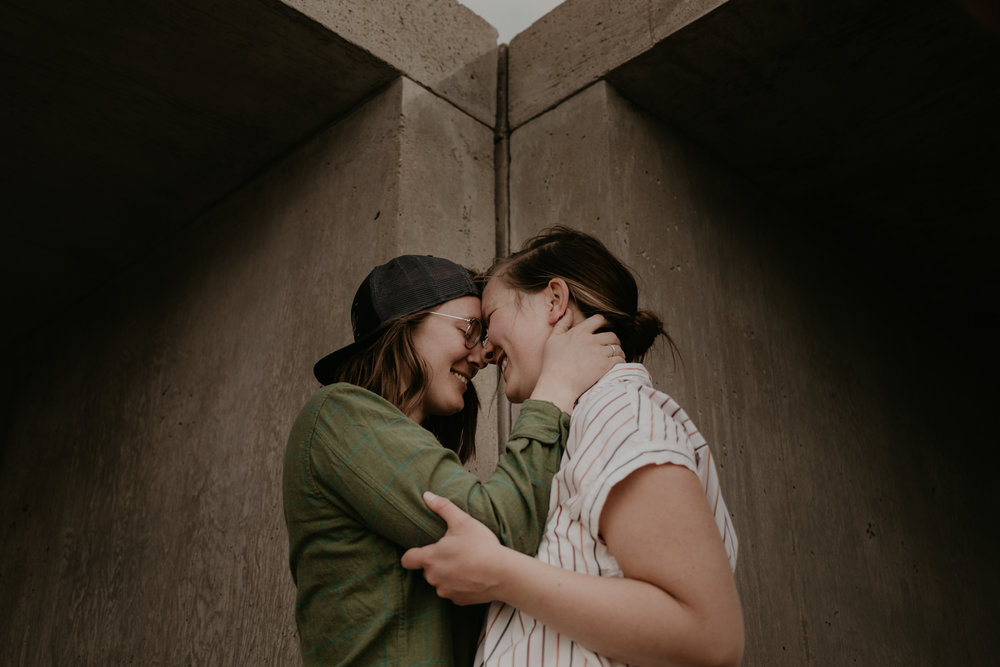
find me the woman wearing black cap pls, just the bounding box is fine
[283,254,622,666]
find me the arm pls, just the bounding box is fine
[401,465,744,667]
[288,384,564,557]
[285,314,621,555]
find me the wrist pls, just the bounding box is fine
[489,546,527,603]
[529,380,576,414]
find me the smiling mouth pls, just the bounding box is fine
[451,370,471,386]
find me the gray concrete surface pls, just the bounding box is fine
[0,0,497,351]
[506,0,726,128]
[0,76,498,664]
[285,0,499,125]
[509,79,998,665]
[604,0,1000,313]
[396,76,502,478]
[2,0,998,664]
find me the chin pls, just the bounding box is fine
[441,402,466,417]
[425,395,467,418]
[504,386,528,405]
[449,393,470,414]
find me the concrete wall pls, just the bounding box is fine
[2,1,997,665]
[507,80,998,665]
[0,76,498,665]
[283,0,499,125]
[505,0,726,128]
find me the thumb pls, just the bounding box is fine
[551,310,574,335]
[400,545,426,570]
[575,313,609,334]
[423,491,469,528]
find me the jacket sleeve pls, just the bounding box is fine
[287,383,569,555]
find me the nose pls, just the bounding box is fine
[467,343,488,370]
[482,339,497,364]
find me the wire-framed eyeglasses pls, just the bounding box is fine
[428,311,487,349]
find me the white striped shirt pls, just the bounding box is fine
[475,364,738,667]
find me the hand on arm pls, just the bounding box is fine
[402,465,744,667]
[307,385,566,555]
[529,312,624,413]
[400,492,508,605]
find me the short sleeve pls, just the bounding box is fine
[571,383,700,541]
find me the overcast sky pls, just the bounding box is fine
[455,0,566,43]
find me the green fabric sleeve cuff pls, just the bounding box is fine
[508,399,571,448]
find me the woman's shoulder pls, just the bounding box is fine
[307,381,379,402]
[290,383,426,458]
[312,381,377,400]
[575,363,652,412]
[299,382,407,423]
[574,363,696,432]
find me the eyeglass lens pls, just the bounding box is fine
[464,319,483,348]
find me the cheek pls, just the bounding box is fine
[492,302,548,366]
[521,345,546,382]
[510,329,547,373]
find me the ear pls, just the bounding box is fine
[544,278,571,325]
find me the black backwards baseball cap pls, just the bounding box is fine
[313,255,481,385]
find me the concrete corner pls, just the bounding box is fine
[283,0,499,125]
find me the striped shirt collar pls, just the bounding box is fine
[588,362,652,393]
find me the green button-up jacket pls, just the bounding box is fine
[283,383,570,666]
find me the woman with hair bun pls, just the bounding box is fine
[403,228,744,667]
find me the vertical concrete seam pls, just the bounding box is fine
[494,44,511,450]
[494,44,511,262]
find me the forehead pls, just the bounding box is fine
[481,279,516,311]
[433,295,481,317]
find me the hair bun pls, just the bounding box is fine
[622,309,665,361]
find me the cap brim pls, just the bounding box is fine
[313,345,357,385]
[312,326,386,385]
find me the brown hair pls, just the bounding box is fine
[334,310,478,463]
[486,226,677,364]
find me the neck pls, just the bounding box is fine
[568,304,586,327]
